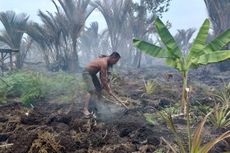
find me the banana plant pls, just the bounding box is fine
[133,18,230,114]
[133,18,230,151]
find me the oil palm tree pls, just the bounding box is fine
[131,0,171,67]
[38,10,62,62]
[204,0,230,35]
[53,0,96,72]
[204,0,230,71]
[36,10,69,71]
[93,0,132,53]
[174,28,196,55]
[95,0,171,67]
[26,21,54,68]
[80,22,100,60]
[130,3,148,67]
[0,11,29,68]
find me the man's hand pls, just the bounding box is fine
[108,89,113,96]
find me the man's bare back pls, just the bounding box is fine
[86,57,108,75]
[85,57,110,92]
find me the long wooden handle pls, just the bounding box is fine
[111,94,129,109]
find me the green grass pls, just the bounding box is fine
[0,70,85,105]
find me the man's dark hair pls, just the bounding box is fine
[99,52,121,59]
[99,55,107,58]
[110,52,120,58]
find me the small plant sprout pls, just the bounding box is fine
[213,81,230,107]
[144,79,157,95]
[209,104,230,129]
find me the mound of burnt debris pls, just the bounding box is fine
[0,101,172,153]
[0,66,229,153]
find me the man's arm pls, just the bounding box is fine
[100,64,112,94]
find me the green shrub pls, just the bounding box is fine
[0,71,85,105]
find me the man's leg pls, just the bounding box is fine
[82,92,91,115]
[92,75,102,98]
[82,71,95,116]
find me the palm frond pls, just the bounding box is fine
[0,11,28,49]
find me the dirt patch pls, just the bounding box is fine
[0,101,166,153]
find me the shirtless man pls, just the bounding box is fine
[82,52,121,117]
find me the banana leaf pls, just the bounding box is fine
[154,18,182,58]
[204,28,230,53]
[133,38,169,58]
[188,19,210,61]
[166,58,183,71]
[193,50,230,65]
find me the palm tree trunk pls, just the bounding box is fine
[137,51,142,68]
[204,0,230,71]
[132,49,142,68]
[55,44,60,62]
[15,51,23,69]
[68,39,80,72]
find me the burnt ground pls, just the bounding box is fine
[0,66,230,153]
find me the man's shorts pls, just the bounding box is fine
[82,69,102,93]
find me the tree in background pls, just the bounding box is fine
[19,37,33,67]
[130,0,171,67]
[26,0,96,72]
[0,11,29,69]
[204,0,230,71]
[93,0,171,67]
[80,22,100,61]
[53,0,96,72]
[93,0,132,62]
[174,28,196,55]
[38,10,62,66]
[26,21,51,69]
[0,0,171,70]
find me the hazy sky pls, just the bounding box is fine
[0,0,208,35]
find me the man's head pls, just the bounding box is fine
[108,52,120,65]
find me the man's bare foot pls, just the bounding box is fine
[82,110,96,119]
[83,109,91,116]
